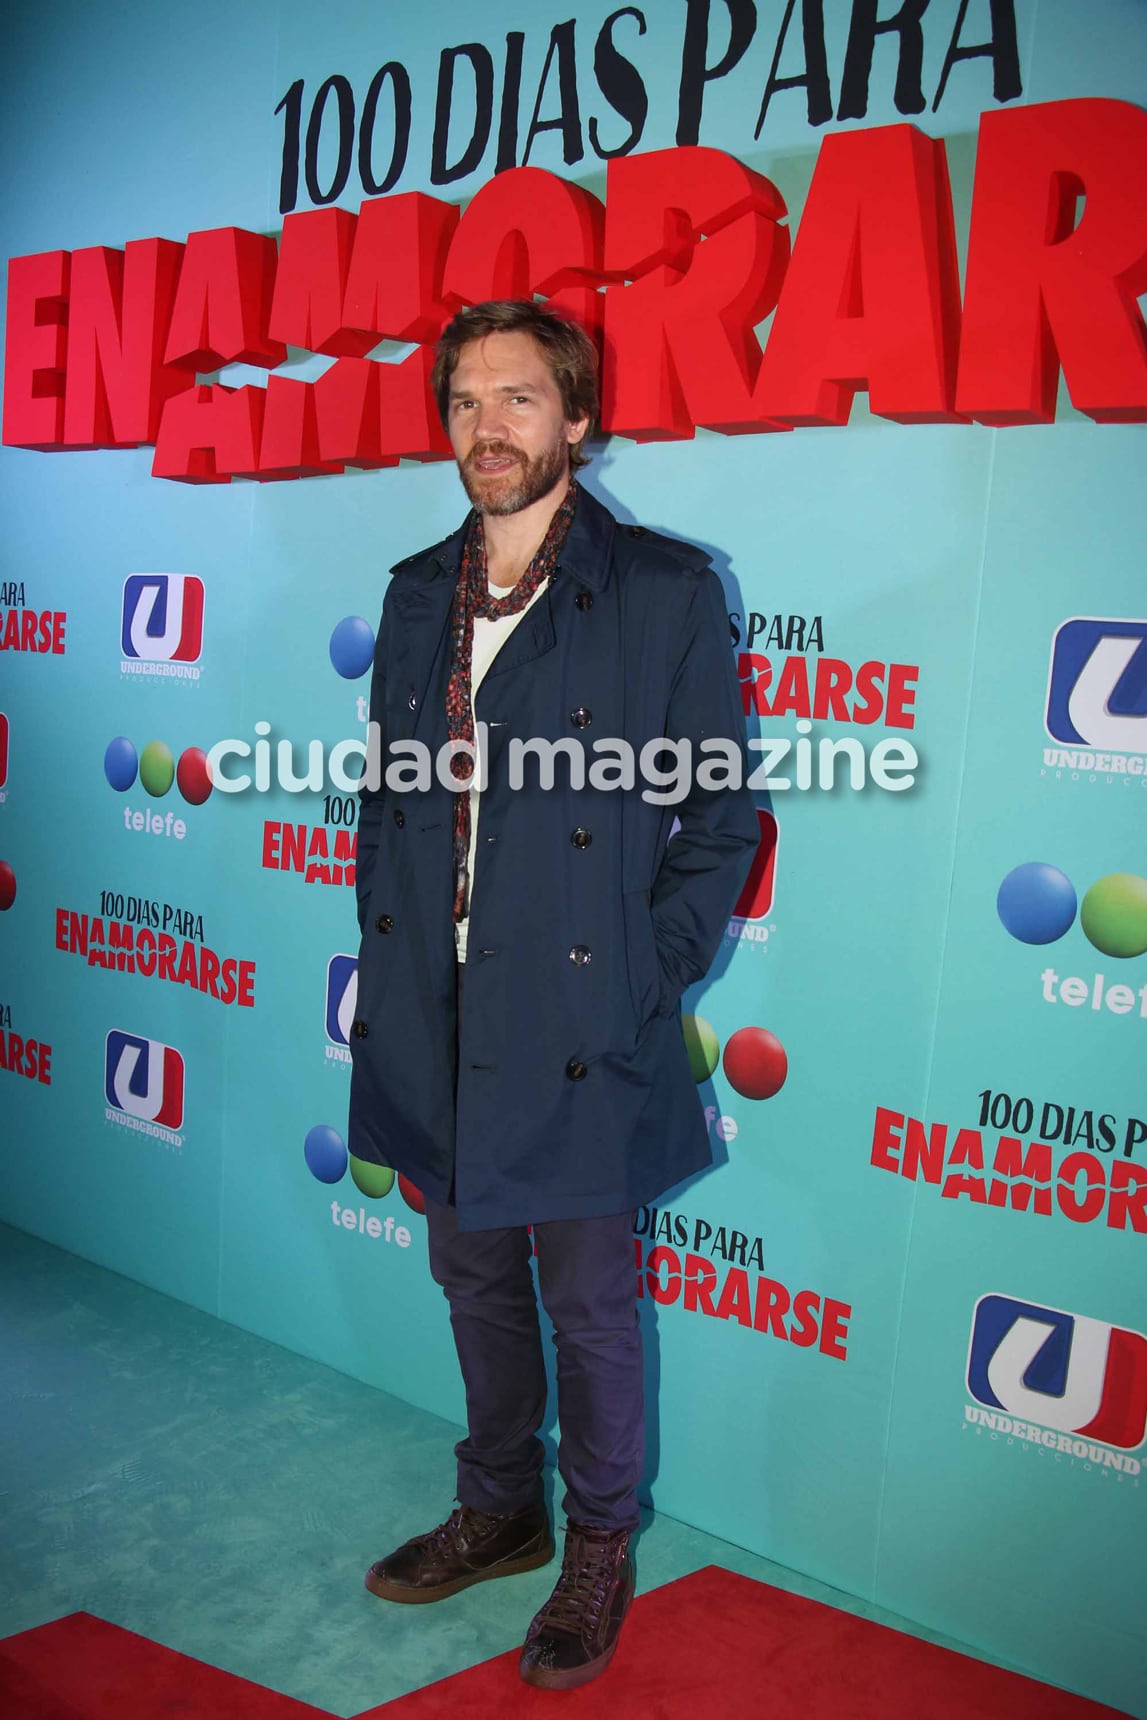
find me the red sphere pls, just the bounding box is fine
[398,1174,426,1215]
[177,747,213,805]
[0,861,15,911]
[722,1026,788,1100]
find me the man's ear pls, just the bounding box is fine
[565,416,590,446]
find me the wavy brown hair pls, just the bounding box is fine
[431,300,599,470]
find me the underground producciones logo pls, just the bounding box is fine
[120,574,204,679]
[964,1293,1147,1476]
[324,955,358,1066]
[726,808,777,956]
[1042,618,1147,785]
[104,1029,185,1146]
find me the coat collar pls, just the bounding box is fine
[385,482,618,742]
[407,480,618,593]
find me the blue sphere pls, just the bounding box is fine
[997,862,1077,945]
[104,736,138,792]
[304,1124,348,1185]
[329,616,375,680]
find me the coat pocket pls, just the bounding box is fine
[622,887,661,1040]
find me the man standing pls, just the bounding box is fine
[348,300,758,1690]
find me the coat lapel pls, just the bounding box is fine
[475,485,615,683]
[387,482,616,735]
[479,587,556,681]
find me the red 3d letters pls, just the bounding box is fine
[753,124,963,425]
[956,98,1147,423]
[4,98,1146,482]
[63,240,187,447]
[4,250,70,449]
[602,147,791,439]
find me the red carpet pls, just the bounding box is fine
[0,1567,1131,1719]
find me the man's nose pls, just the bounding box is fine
[472,399,510,440]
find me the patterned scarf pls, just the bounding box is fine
[446,480,578,924]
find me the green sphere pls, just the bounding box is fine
[681,1014,720,1083]
[139,739,175,797]
[1080,872,1147,959]
[349,1156,396,1199]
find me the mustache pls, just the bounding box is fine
[466,441,526,468]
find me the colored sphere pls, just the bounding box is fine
[1080,872,1147,959]
[139,739,175,797]
[177,746,213,805]
[350,1156,396,1199]
[996,862,1077,945]
[304,1124,348,1185]
[0,861,15,910]
[681,1014,720,1082]
[723,1027,788,1100]
[329,616,376,680]
[398,1173,426,1214]
[104,736,138,792]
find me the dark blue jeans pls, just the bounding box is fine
[423,960,643,1532]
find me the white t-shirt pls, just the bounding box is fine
[455,574,547,962]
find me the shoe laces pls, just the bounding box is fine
[418,1504,503,1562]
[532,1525,627,1634]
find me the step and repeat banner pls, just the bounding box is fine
[1,2,1144,1712]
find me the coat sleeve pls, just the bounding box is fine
[355,585,391,936]
[649,565,760,1015]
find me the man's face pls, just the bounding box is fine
[446,330,588,517]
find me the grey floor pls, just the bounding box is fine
[0,1221,1022,1715]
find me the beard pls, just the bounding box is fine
[458,434,569,516]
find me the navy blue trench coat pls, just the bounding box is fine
[347,483,759,1230]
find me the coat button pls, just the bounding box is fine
[565,1057,587,1080]
[569,944,591,966]
[570,706,592,728]
[393,808,405,827]
[575,590,593,611]
[570,827,592,848]
[408,691,417,709]
[375,914,394,933]
[352,1019,368,1039]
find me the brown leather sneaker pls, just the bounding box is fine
[518,1521,635,1689]
[364,1501,553,1604]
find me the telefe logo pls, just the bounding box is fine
[303,1123,426,1241]
[329,616,375,680]
[998,863,1147,957]
[104,735,214,836]
[683,1015,788,1099]
[997,863,1147,1019]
